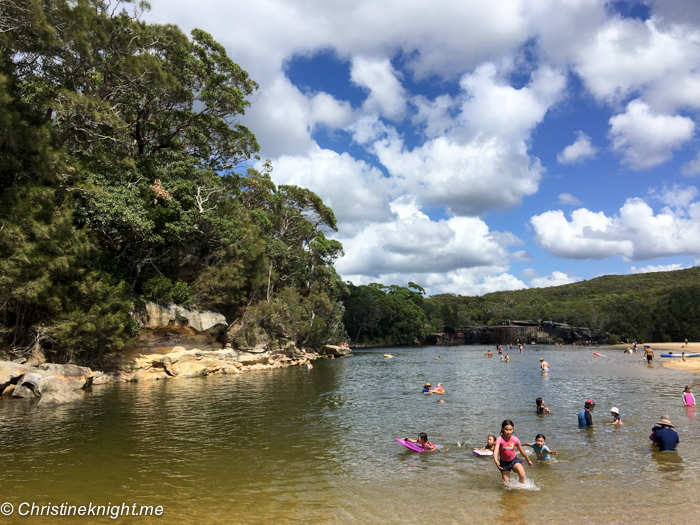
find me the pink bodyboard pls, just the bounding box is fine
[396,438,425,452]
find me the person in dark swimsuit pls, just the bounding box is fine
[644,345,654,363]
[535,397,550,414]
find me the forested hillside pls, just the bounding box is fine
[424,268,700,343]
[0,0,347,363]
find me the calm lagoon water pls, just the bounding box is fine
[2,346,700,523]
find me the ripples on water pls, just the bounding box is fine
[1,346,700,523]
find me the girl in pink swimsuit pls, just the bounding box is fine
[683,386,695,406]
[493,420,532,483]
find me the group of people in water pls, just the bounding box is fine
[401,346,690,486]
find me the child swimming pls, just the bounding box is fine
[474,435,496,452]
[404,432,437,451]
[683,386,695,406]
[535,397,550,414]
[493,420,533,483]
[523,434,556,460]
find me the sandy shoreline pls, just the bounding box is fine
[612,342,700,372]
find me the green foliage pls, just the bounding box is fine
[426,268,700,342]
[343,283,431,345]
[0,1,346,362]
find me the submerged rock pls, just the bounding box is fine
[175,362,208,378]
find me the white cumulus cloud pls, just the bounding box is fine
[558,193,582,205]
[608,99,694,170]
[531,188,700,262]
[629,264,687,274]
[530,271,582,288]
[557,131,597,164]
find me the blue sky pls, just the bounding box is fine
[146,0,700,295]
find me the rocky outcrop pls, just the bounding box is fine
[5,363,91,404]
[0,361,27,391]
[125,301,228,357]
[124,342,318,381]
[321,345,352,357]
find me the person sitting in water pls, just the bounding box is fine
[504,353,509,363]
[423,382,431,394]
[652,416,679,451]
[540,358,550,371]
[535,397,550,414]
[404,432,437,451]
[608,407,622,425]
[474,435,496,452]
[430,383,445,394]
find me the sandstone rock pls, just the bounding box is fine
[0,361,27,390]
[13,372,45,398]
[29,363,94,389]
[91,372,115,386]
[37,377,81,405]
[174,362,208,378]
[134,302,227,333]
[322,345,352,357]
[222,366,240,374]
[2,384,15,397]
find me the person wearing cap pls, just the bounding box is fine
[652,416,679,451]
[578,400,595,426]
[608,407,622,425]
[423,383,431,394]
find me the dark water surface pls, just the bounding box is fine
[2,346,700,523]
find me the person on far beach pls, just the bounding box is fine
[494,420,532,483]
[652,416,679,452]
[540,358,549,372]
[683,386,695,406]
[643,345,654,363]
[608,407,622,425]
[578,400,595,426]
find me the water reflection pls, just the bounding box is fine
[2,346,700,523]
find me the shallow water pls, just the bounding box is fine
[2,346,700,523]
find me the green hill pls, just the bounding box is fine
[424,267,700,343]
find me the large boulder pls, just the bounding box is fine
[174,362,208,378]
[13,372,45,398]
[321,345,352,357]
[37,376,82,405]
[0,361,27,390]
[28,363,93,389]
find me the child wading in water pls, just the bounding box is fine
[494,420,533,483]
[683,386,695,406]
[523,434,556,460]
[535,397,550,414]
[404,432,437,451]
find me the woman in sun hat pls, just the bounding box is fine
[423,382,431,394]
[608,407,622,425]
[652,415,679,451]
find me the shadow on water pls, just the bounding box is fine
[653,451,684,474]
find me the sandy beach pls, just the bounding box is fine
[613,342,700,372]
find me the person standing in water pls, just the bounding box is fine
[683,386,695,406]
[643,345,654,363]
[578,400,595,426]
[540,358,549,372]
[493,420,532,484]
